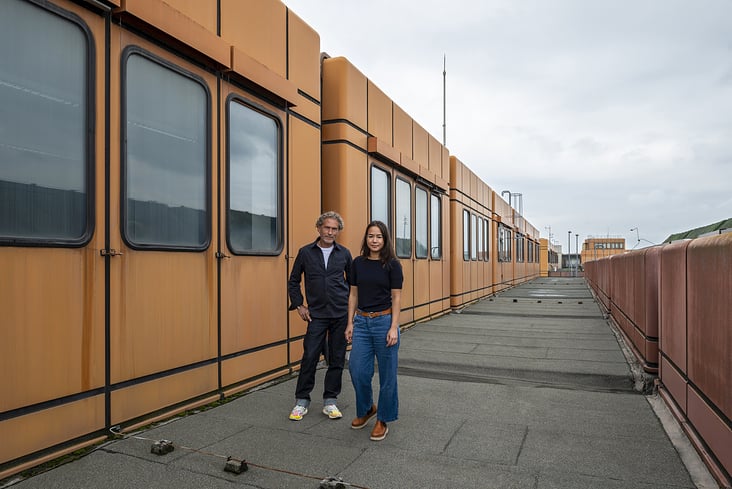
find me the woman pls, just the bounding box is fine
[345,221,403,441]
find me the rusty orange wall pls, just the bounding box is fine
[608,250,658,372]
[587,235,732,484]
[685,234,732,480]
[1,0,324,477]
[659,240,690,411]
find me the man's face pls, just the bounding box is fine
[317,218,340,246]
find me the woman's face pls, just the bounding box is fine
[366,226,384,254]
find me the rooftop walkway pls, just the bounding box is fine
[2,278,719,489]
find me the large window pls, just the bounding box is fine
[430,194,441,259]
[415,187,428,258]
[462,210,470,261]
[498,225,512,262]
[470,213,477,260]
[516,233,525,262]
[0,0,91,244]
[371,166,389,225]
[123,51,209,249]
[227,98,281,253]
[476,216,483,260]
[483,218,490,261]
[395,178,411,258]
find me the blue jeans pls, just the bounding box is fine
[349,314,399,422]
[294,316,348,405]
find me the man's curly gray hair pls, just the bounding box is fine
[316,211,344,230]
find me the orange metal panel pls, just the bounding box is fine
[0,395,104,465]
[434,174,449,192]
[286,9,320,100]
[1,248,105,413]
[367,80,392,144]
[471,171,479,202]
[368,136,400,166]
[414,260,431,317]
[230,47,299,105]
[291,95,320,124]
[401,258,415,324]
[221,345,289,387]
[290,338,305,366]
[393,103,412,158]
[400,155,420,176]
[111,252,218,381]
[441,194,451,312]
[220,0,286,77]
[321,144,369,251]
[119,0,230,67]
[111,365,218,423]
[322,57,367,129]
[449,203,463,306]
[323,121,369,148]
[429,260,445,316]
[687,234,732,420]
[288,115,321,237]
[161,0,217,33]
[661,356,687,414]
[660,240,690,373]
[687,385,732,478]
[449,156,462,191]
[220,256,289,353]
[644,247,661,338]
[418,166,437,186]
[413,121,429,167]
[645,340,659,368]
[428,134,442,178]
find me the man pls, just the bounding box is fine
[287,211,352,420]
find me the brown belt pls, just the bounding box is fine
[356,308,392,318]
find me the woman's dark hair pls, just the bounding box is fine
[360,220,398,266]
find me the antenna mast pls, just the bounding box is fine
[442,54,446,146]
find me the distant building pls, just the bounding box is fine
[540,238,561,276]
[663,218,732,243]
[582,236,626,264]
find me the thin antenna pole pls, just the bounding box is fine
[442,54,446,146]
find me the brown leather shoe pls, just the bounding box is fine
[370,420,388,441]
[350,404,376,430]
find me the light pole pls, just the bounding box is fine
[630,227,640,249]
[567,230,571,275]
[629,227,657,248]
[575,233,579,276]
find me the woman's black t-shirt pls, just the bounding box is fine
[349,256,403,312]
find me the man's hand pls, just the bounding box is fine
[297,305,312,322]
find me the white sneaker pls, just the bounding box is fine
[289,404,308,421]
[322,404,343,419]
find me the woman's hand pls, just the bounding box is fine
[345,322,354,343]
[386,325,399,347]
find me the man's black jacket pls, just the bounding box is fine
[287,239,352,319]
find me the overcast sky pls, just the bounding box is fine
[284,0,732,251]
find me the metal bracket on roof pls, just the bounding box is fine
[320,477,352,488]
[150,440,174,455]
[224,456,248,474]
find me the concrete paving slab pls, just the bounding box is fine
[2,278,718,489]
